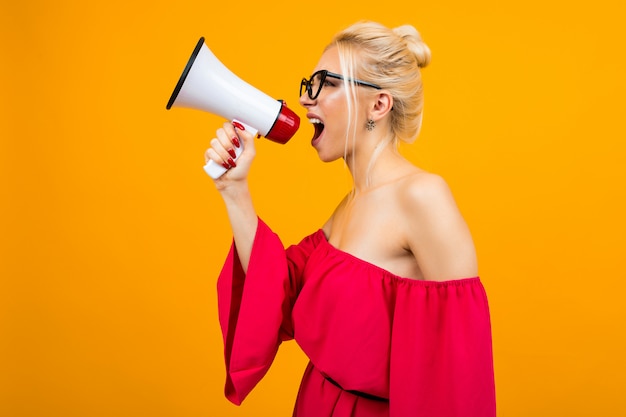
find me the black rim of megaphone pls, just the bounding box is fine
[166,37,205,110]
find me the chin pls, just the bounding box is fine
[315,149,343,163]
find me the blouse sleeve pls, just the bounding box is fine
[389,278,496,417]
[216,218,318,405]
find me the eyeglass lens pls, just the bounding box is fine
[300,71,326,100]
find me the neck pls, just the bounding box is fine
[345,135,406,192]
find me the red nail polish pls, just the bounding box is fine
[232,121,245,131]
[222,162,230,169]
[227,157,237,168]
[232,137,241,148]
[228,148,236,159]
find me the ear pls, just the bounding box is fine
[369,91,394,122]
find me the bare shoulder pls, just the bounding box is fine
[396,170,478,281]
[397,171,458,214]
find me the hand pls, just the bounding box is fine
[205,122,256,189]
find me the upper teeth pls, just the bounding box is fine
[309,118,323,124]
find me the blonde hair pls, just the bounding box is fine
[328,21,431,145]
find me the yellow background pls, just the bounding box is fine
[1,0,625,415]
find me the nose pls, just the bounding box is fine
[299,91,314,108]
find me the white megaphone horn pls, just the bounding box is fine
[166,37,300,178]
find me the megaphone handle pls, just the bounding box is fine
[203,120,258,179]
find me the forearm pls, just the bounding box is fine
[219,182,258,273]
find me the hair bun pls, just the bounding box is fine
[393,25,431,68]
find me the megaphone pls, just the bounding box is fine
[166,37,300,178]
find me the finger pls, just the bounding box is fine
[205,147,231,170]
[210,138,236,168]
[222,122,243,150]
[230,125,256,164]
[216,128,238,161]
[232,122,256,149]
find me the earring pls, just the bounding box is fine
[366,119,376,131]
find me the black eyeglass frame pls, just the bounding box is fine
[300,70,382,100]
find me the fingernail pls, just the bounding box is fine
[255,133,261,139]
[228,148,236,159]
[227,157,237,168]
[232,121,245,131]
[232,137,241,148]
[222,162,230,169]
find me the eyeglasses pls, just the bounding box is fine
[300,70,382,100]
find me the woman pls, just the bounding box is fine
[205,21,496,417]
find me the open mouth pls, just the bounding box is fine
[310,118,325,141]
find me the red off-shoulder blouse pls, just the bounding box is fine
[217,218,496,417]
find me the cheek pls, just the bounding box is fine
[323,89,348,109]
[324,98,348,128]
